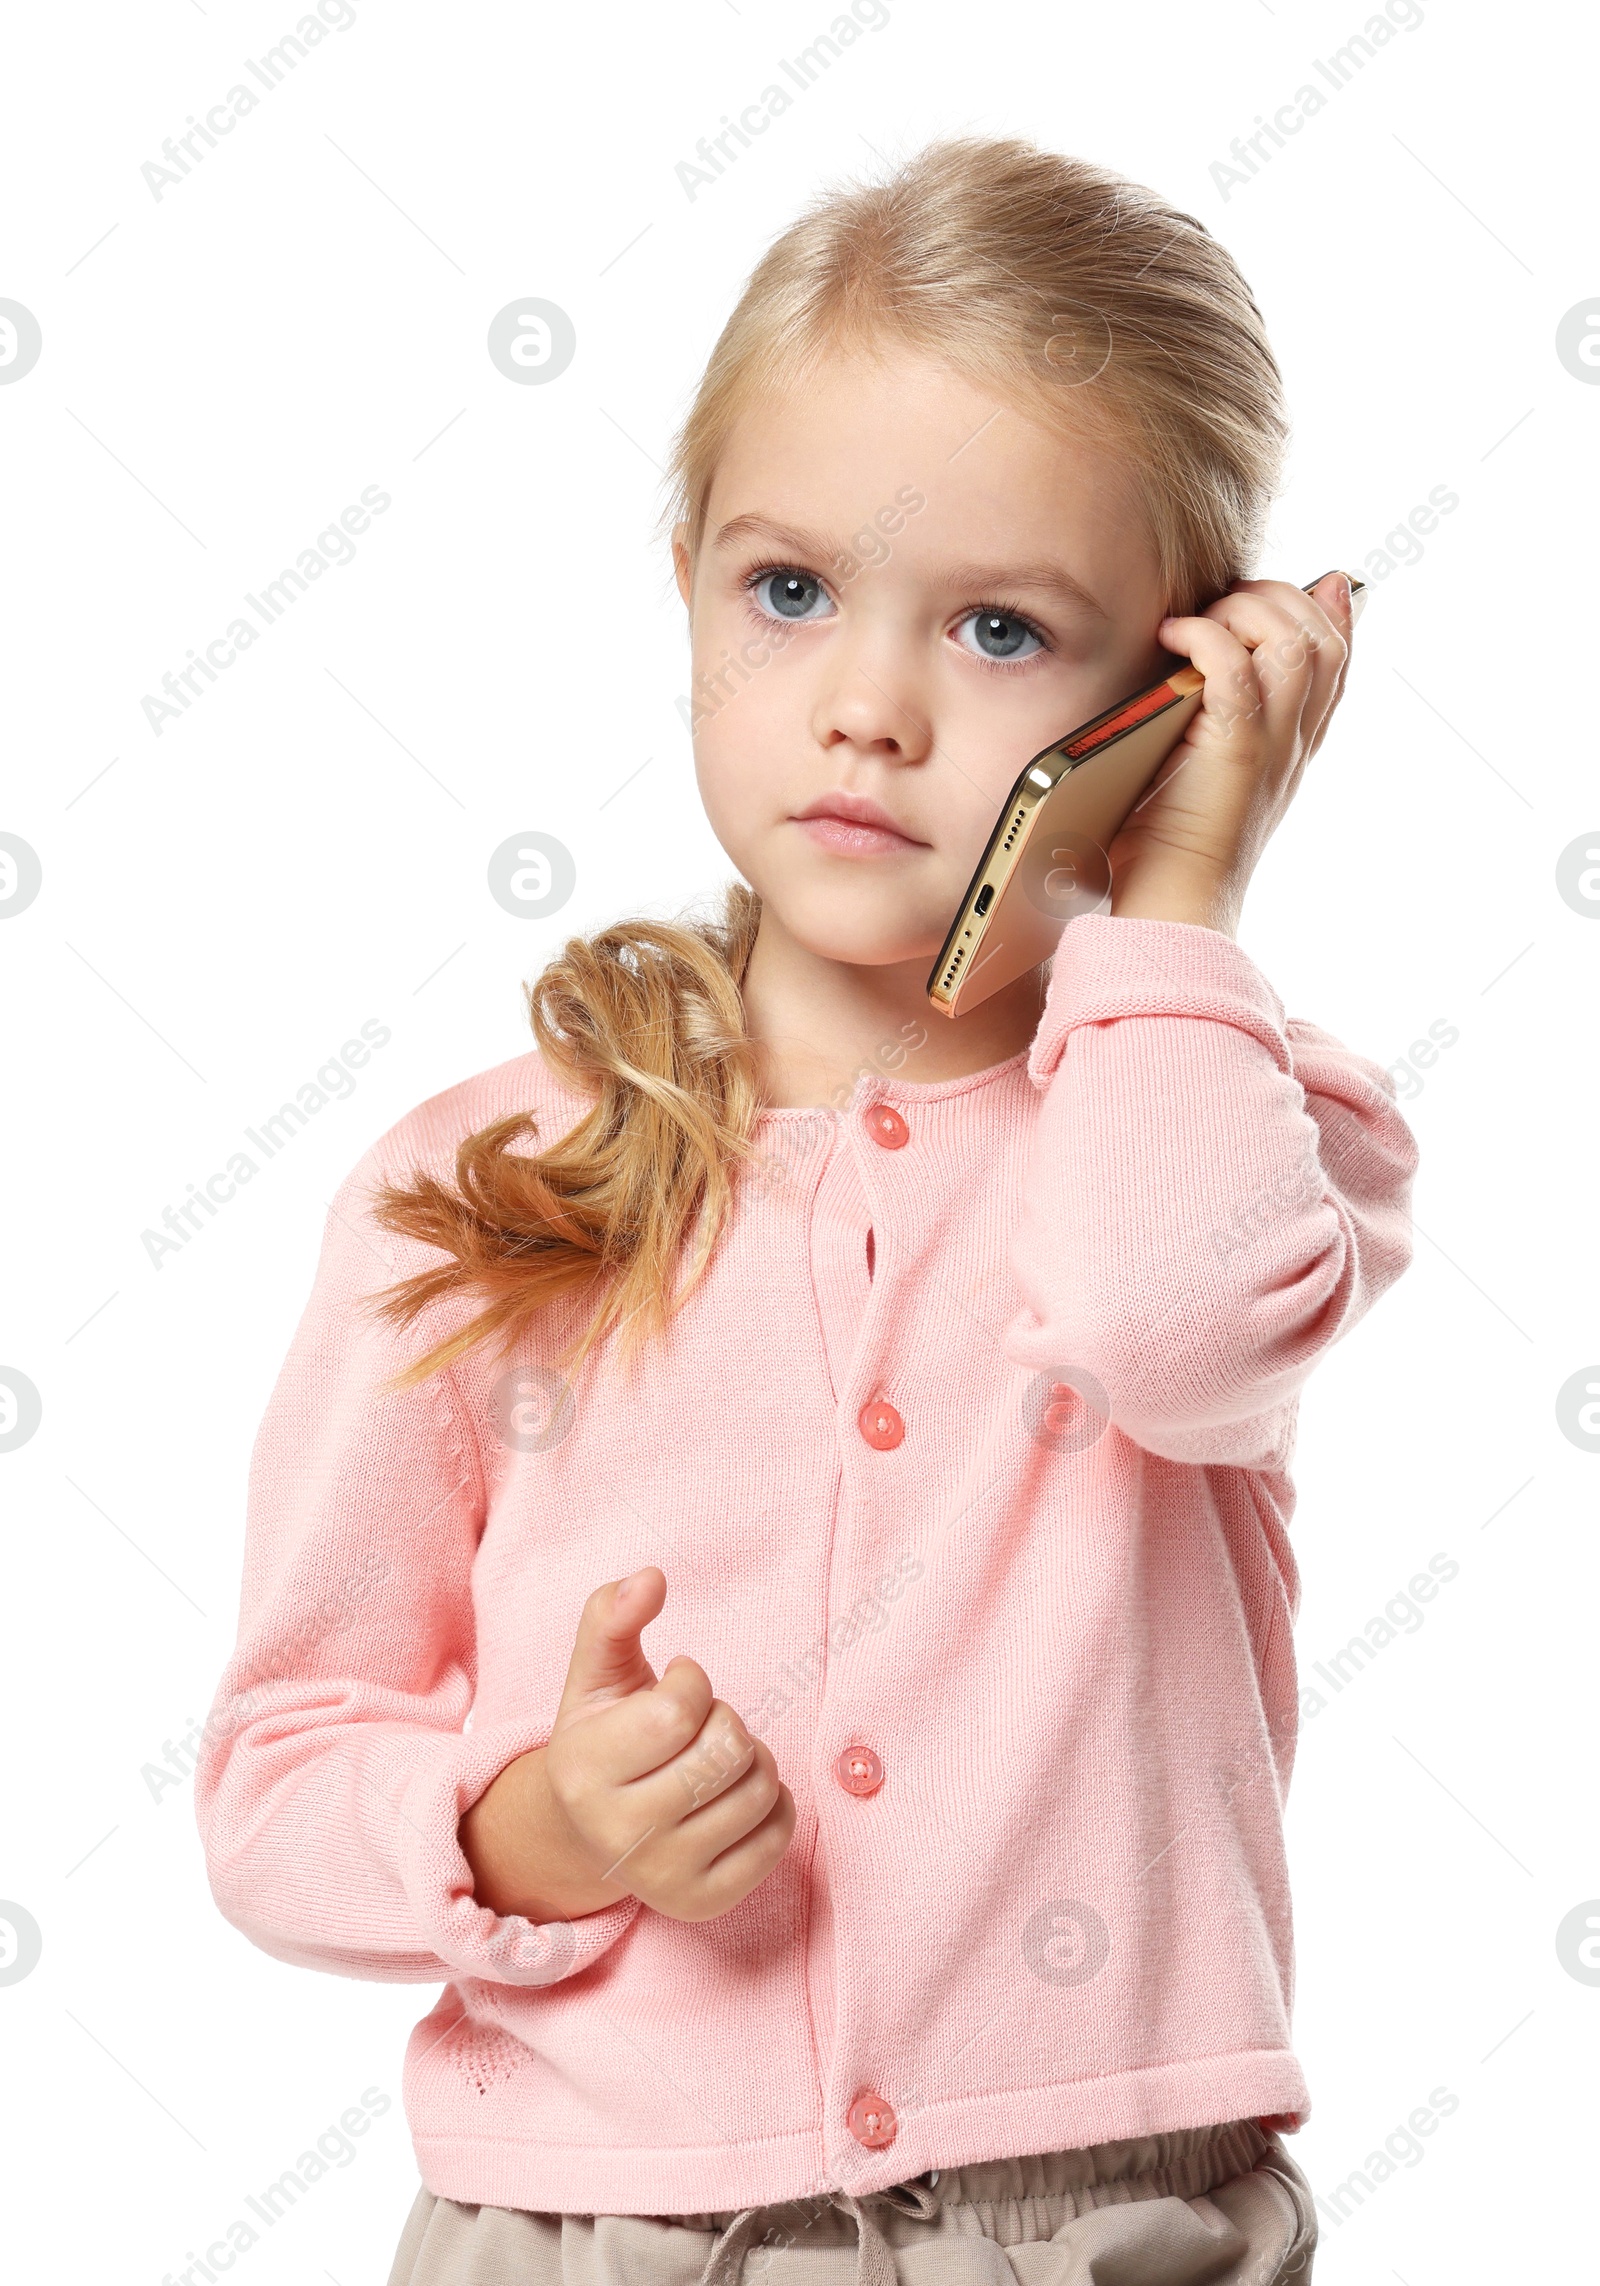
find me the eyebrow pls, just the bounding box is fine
[943,560,1109,620]
[712,513,840,560]
[710,514,1109,620]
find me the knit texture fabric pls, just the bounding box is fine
[193,914,1418,2216]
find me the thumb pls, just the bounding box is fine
[557,1565,665,1718]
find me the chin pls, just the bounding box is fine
[770,892,942,971]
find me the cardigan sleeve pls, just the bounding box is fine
[1002,913,1419,1468]
[192,1146,641,1985]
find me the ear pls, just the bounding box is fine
[671,522,694,609]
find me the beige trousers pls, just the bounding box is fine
[387,2116,1317,2286]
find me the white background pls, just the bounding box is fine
[1,0,1594,2278]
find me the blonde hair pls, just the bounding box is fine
[374,135,1289,1386]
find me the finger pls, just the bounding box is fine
[1155,612,1264,745]
[1165,591,1328,764]
[556,1567,665,1720]
[605,1655,725,1790]
[1202,588,1330,700]
[1226,578,1350,755]
[1302,571,1356,754]
[591,1716,775,1906]
[680,1785,797,1921]
[669,1739,786,1867]
[637,1696,761,1820]
[1246,573,1352,720]
[552,1653,714,1801]
[1308,568,1355,628]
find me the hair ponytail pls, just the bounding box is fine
[370,884,765,1386]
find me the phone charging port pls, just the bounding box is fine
[974,882,994,915]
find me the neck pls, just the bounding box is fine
[739,903,1048,1111]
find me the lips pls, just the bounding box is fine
[791,792,928,854]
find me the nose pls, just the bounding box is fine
[809,623,934,767]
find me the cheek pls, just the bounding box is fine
[691,589,794,708]
[932,683,1055,820]
[691,674,794,854]
[690,619,810,797]
[692,710,746,837]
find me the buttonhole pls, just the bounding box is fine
[866,1227,875,1280]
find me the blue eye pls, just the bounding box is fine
[956,609,1043,662]
[753,569,832,621]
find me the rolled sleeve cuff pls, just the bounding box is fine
[1029,914,1291,1086]
[395,1718,643,1986]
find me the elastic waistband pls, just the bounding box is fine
[689,2114,1273,2286]
[906,2114,1270,2220]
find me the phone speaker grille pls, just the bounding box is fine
[1000,804,1028,854]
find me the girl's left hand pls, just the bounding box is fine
[1103,570,1355,936]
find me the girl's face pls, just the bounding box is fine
[676,343,1172,972]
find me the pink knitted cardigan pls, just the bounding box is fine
[194,914,1417,2216]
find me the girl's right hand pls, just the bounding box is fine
[459,1566,797,1925]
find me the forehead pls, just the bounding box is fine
[702,341,1152,588]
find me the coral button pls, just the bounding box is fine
[858,1400,904,1450]
[847,2091,898,2149]
[834,1745,884,1796]
[864,1103,908,1150]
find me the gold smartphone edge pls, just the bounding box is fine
[927,665,1202,1015]
[926,766,1056,1014]
[927,569,1368,1017]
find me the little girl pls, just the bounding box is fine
[195,137,1417,2286]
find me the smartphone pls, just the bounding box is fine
[926,570,1368,1017]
